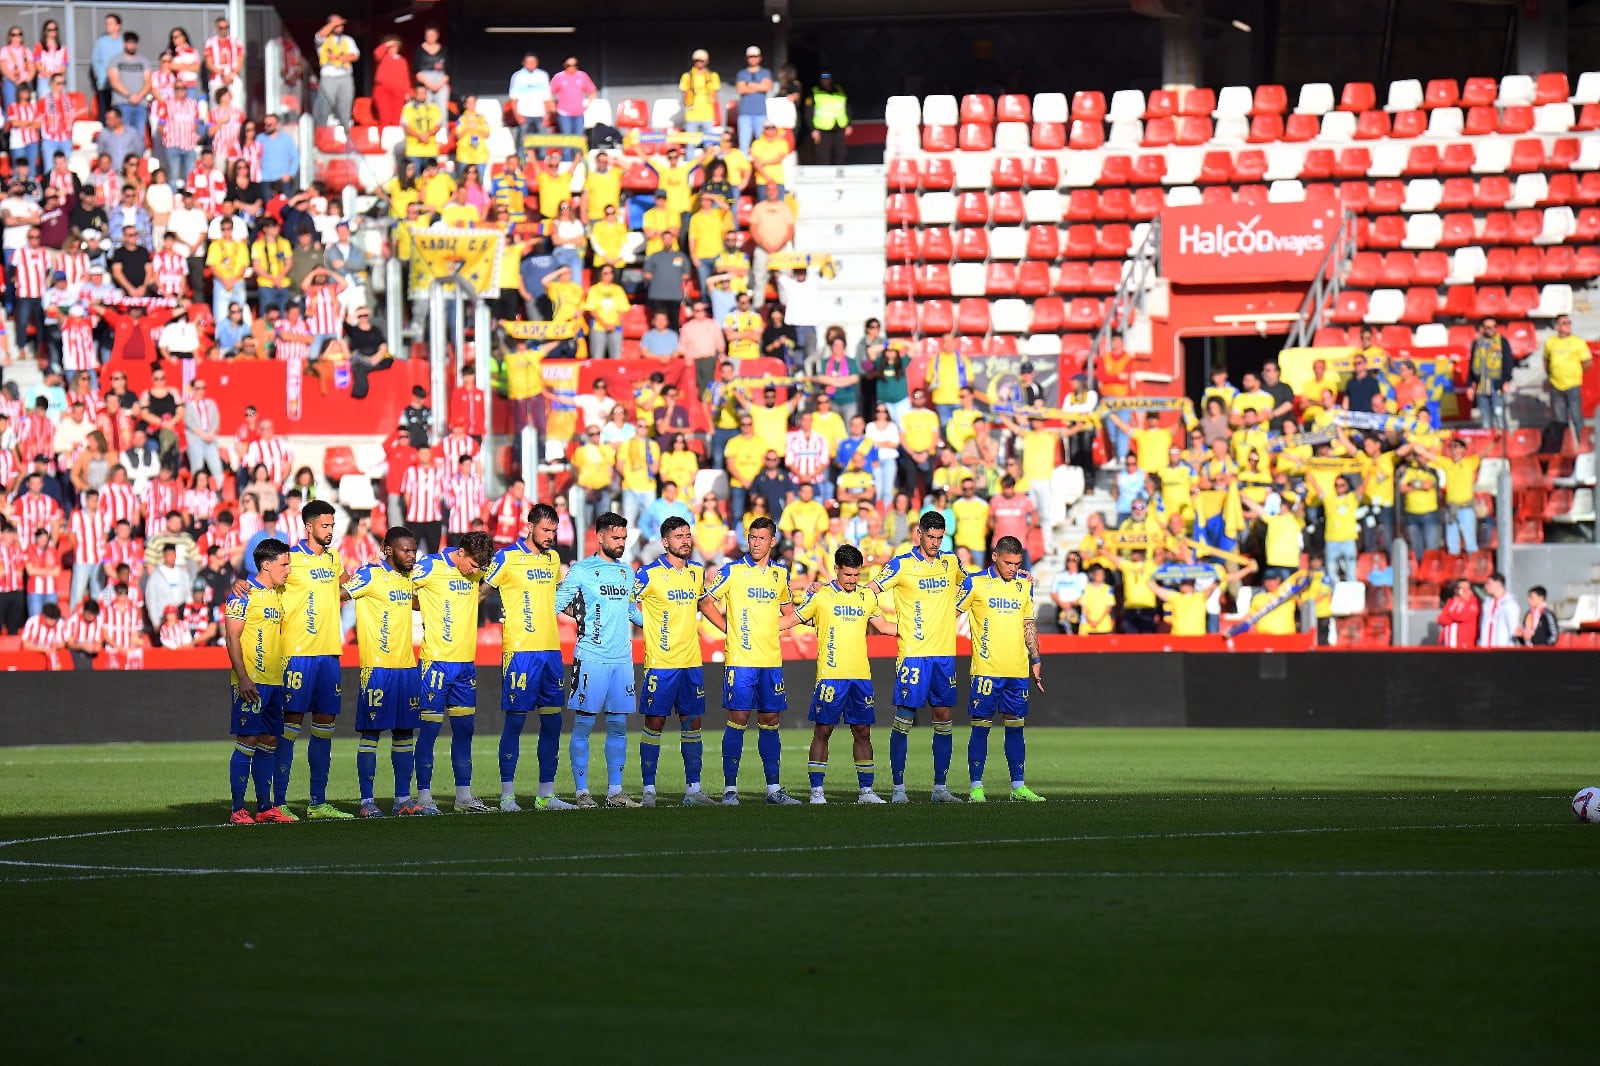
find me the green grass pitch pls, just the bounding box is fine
[2,727,1597,1062]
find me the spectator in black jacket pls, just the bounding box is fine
[1519,586,1559,646]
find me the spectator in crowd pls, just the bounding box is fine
[370,34,410,127]
[313,15,359,128]
[1478,572,1519,649]
[259,113,299,195]
[806,71,850,166]
[680,50,720,137]
[415,25,449,112]
[508,53,550,145]
[549,56,597,159]
[1542,314,1591,449]
[1519,586,1559,646]
[1438,578,1480,648]
[1469,316,1513,432]
[91,14,124,117]
[734,46,772,153]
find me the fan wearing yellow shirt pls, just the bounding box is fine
[1078,564,1117,634]
[779,482,829,549]
[811,395,848,452]
[951,477,991,569]
[736,382,792,454]
[221,538,293,824]
[343,527,424,818]
[641,195,678,257]
[749,122,789,195]
[722,416,767,516]
[616,423,662,530]
[1248,571,1302,636]
[583,264,630,359]
[648,145,696,218]
[781,543,897,804]
[1322,472,1365,581]
[1398,455,1445,553]
[590,207,628,268]
[630,515,717,806]
[956,537,1045,803]
[1156,446,1195,527]
[580,152,622,222]
[1302,555,1334,645]
[410,531,497,814]
[1413,437,1483,556]
[484,504,575,811]
[544,266,583,322]
[688,193,734,267]
[250,221,293,314]
[1543,314,1592,441]
[1296,358,1343,406]
[865,511,966,803]
[418,162,456,210]
[700,517,802,804]
[400,86,443,167]
[925,338,972,414]
[438,185,481,228]
[535,152,573,220]
[1106,410,1173,474]
[1117,549,1161,633]
[454,96,491,167]
[679,54,721,132]
[1148,571,1210,638]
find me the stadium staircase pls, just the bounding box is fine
[790,163,889,347]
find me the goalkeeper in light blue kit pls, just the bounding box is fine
[554,511,641,808]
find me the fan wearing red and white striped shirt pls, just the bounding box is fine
[153,248,189,298]
[103,526,144,579]
[40,88,77,143]
[401,457,445,522]
[273,310,313,363]
[20,608,66,660]
[0,537,25,593]
[15,488,63,539]
[157,96,202,152]
[439,427,479,472]
[205,34,244,89]
[61,605,105,656]
[243,430,293,486]
[142,476,185,536]
[13,241,52,299]
[305,278,344,338]
[188,162,226,211]
[489,485,528,547]
[159,615,193,649]
[58,249,89,285]
[101,595,145,649]
[99,479,141,527]
[444,466,487,536]
[61,313,96,373]
[278,503,305,545]
[69,505,112,565]
[6,97,41,148]
[240,138,263,182]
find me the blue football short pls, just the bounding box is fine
[422,660,478,713]
[808,678,876,726]
[893,655,957,709]
[569,660,636,714]
[641,667,706,718]
[358,666,423,732]
[503,649,566,713]
[230,681,285,736]
[283,654,343,717]
[967,675,1030,720]
[723,665,787,713]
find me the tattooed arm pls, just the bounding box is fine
[1023,617,1043,693]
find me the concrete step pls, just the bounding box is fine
[795,218,882,253]
[792,182,885,219]
[792,162,885,183]
[811,286,885,325]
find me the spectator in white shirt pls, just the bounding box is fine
[1478,572,1520,648]
[508,53,550,144]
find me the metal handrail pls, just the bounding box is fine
[1284,209,1359,350]
[1086,216,1163,389]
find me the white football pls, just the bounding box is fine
[1572,787,1600,823]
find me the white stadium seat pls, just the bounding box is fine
[1165,185,1203,207]
[1212,116,1249,145]
[583,97,613,128]
[1032,92,1068,123]
[1365,288,1405,324]
[1533,284,1574,318]
[1295,83,1335,115]
[1368,142,1408,178]
[1317,111,1356,142]
[474,96,505,129]
[1401,178,1442,213]
[1023,189,1062,223]
[1496,74,1536,108]
[1413,323,1449,346]
[988,227,1027,259]
[1265,145,1307,181]
[922,95,958,126]
[766,97,797,129]
[1267,179,1305,203]
[1215,85,1253,119]
[1024,333,1062,357]
[1535,207,1577,245]
[1535,103,1575,134]
[1062,154,1102,187]
[954,154,991,189]
[1330,581,1367,617]
[1108,120,1143,148]
[991,299,1030,332]
[1384,79,1423,112]
[884,95,921,128]
[1508,173,1548,210]
[949,263,986,298]
[1162,151,1203,185]
[1107,89,1145,123]
[919,192,956,225]
[1401,213,1442,249]
[1446,247,1487,284]
[1573,138,1600,171]
[994,122,1029,150]
[1573,72,1600,105]
[1425,107,1463,138]
[1471,139,1512,174]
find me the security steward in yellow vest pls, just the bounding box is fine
[807,73,851,166]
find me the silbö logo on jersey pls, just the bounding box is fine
[746,587,777,601]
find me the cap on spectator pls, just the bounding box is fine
[1071,374,1087,385]
[763,120,776,128]
[652,189,666,198]
[412,386,428,399]
[819,71,831,79]
[87,263,104,273]
[68,305,86,318]
[449,417,465,429]
[51,270,66,281]
[163,604,179,616]
[692,48,709,61]
[746,45,761,57]
[31,453,48,463]
[1019,361,1034,373]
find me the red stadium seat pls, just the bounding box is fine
[1096,224,1133,258]
[1088,260,1123,293]
[1390,110,1426,138]
[1354,111,1391,139]
[991,190,1025,225]
[1016,261,1052,296]
[1401,287,1439,323]
[1066,188,1098,221]
[1064,225,1097,258]
[1538,246,1576,281]
[921,227,955,260]
[1236,184,1268,207]
[886,158,920,192]
[997,94,1032,123]
[1577,104,1600,131]
[1438,177,1475,211]
[956,298,991,335]
[1234,150,1268,182]
[1305,182,1338,206]
[316,158,360,193]
[1175,117,1213,145]
[885,193,919,226]
[1335,148,1373,179]
[1347,251,1382,288]
[885,228,918,262]
[1535,72,1570,105]
[1578,207,1600,241]
[1367,215,1405,250]
[1461,77,1497,107]
[922,125,957,152]
[1338,182,1370,213]
[1252,84,1287,114]
[1202,186,1234,207]
[1301,149,1335,180]
[960,94,994,124]
[1377,252,1413,286]
[987,335,1019,356]
[1508,137,1545,173]
[347,125,383,153]
[953,228,990,260]
[1060,121,1094,150]
[1438,143,1475,175]
[1099,155,1132,185]
[1065,297,1106,330]
[955,191,989,225]
[1071,91,1107,123]
[1328,291,1369,324]
[991,156,1025,189]
[615,99,650,128]
[1545,173,1579,206]
[313,126,346,153]
[1370,179,1405,212]
[1507,285,1539,317]
[1550,137,1582,169]
[1248,113,1284,142]
[1511,210,1542,243]
[1097,188,1132,219]
[1284,113,1319,141]
[1423,79,1459,109]
[1025,225,1061,259]
[1179,88,1215,117]
[914,263,951,297]
[958,123,993,151]
[1131,187,1164,220]
[1511,247,1542,282]
[1055,261,1090,293]
[1142,116,1175,147]
[1145,90,1176,118]
[1474,287,1509,318]
[1339,82,1377,112]
[885,301,917,334]
[919,301,955,336]
[1405,144,1440,175]
[1463,106,1498,135]
[1442,285,1478,317]
[1475,175,1511,209]
[1200,151,1234,184]
[922,157,955,190]
[1500,106,1534,135]
[1023,156,1059,188]
[1313,327,1350,347]
[1504,321,1537,359]
[1576,247,1600,279]
[1131,154,1166,184]
[884,264,914,298]
[1439,213,1475,247]
[1415,251,1449,285]
[1481,248,1514,282]
[1030,296,1065,332]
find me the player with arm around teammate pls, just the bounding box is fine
[555,511,641,808]
[277,499,350,819]
[782,542,896,804]
[957,535,1045,803]
[631,514,718,806]
[699,515,803,805]
[412,530,497,814]
[343,526,425,817]
[222,538,296,823]
[864,510,965,803]
[485,502,577,811]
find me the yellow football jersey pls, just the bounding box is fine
[794,582,881,681]
[706,555,792,668]
[632,557,706,670]
[279,541,345,657]
[873,547,963,658]
[486,541,563,654]
[225,580,285,686]
[957,568,1034,679]
[343,562,417,669]
[411,552,482,664]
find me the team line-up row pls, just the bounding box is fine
[220,500,1046,823]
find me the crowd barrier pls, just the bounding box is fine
[3,647,1592,746]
